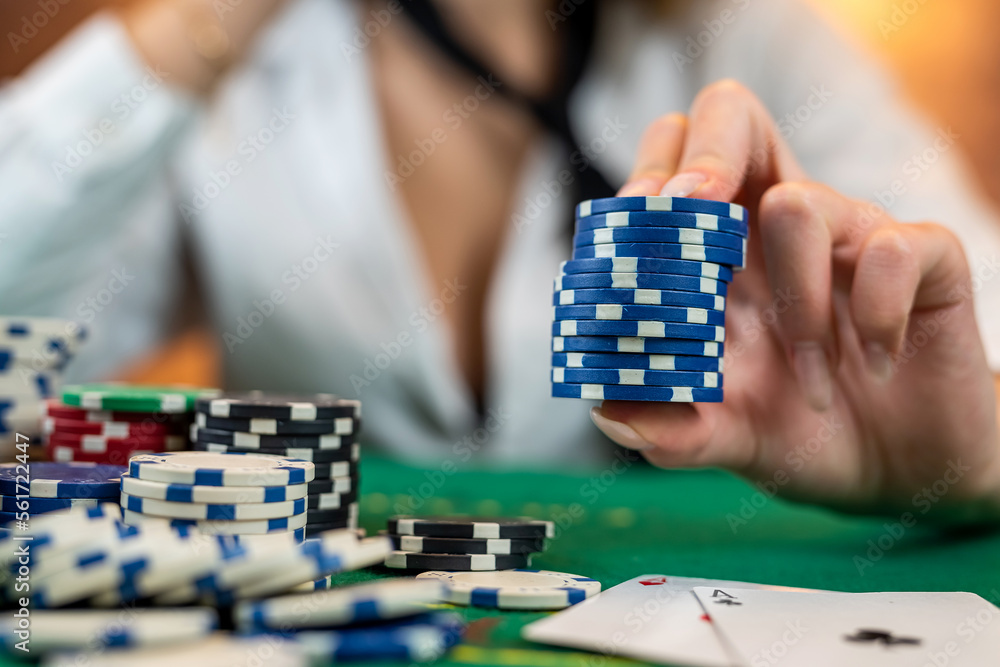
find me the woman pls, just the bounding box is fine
[2,0,999,520]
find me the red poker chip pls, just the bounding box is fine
[43,416,177,438]
[43,400,190,425]
[47,430,187,452]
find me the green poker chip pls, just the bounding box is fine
[61,383,221,413]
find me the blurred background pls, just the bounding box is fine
[4,0,999,386]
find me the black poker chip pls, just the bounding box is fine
[307,476,355,495]
[306,489,359,511]
[195,412,359,436]
[387,533,546,555]
[195,392,361,421]
[190,425,355,450]
[312,461,358,481]
[193,441,360,464]
[304,517,357,537]
[383,551,531,571]
[387,516,554,540]
[306,503,358,525]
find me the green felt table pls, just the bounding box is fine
[340,452,1000,667]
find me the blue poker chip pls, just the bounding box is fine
[553,335,721,356]
[552,367,721,388]
[552,352,723,372]
[552,382,724,402]
[0,462,125,499]
[289,613,465,663]
[553,320,725,341]
[553,304,726,326]
[575,210,749,237]
[576,196,747,222]
[573,242,744,269]
[574,227,745,252]
[555,271,727,296]
[560,257,733,281]
[0,494,100,514]
[554,288,724,310]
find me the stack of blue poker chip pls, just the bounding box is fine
[551,196,748,403]
[0,317,87,446]
[0,462,123,525]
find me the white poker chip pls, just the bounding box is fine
[233,535,392,599]
[121,509,308,535]
[120,491,306,521]
[416,569,602,610]
[128,452,315,487]
[234,578,442,631]
[40,634,307,667]
[119,473,309,504]
[0,608,216,652]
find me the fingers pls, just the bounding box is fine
[756,182,889,409]
[661,80,807,201]
[851,222,971,377]
[618,114,688,196]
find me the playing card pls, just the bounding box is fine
[522,574,814,667]
[693,587,1000,667]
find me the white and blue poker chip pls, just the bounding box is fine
[575,209,749,236]
[235,578,443,632]
[551,382,724,402]
[574,226,746,252]
[417,569,601,610]
[292,613,464,663]
[555,271,727,296]
[552,352,724,372]
[573,242,745,268]
[121,508,309,535]
[552,367,721,388]
[0,462,124,498]
[576,196,747,222]
[553,336,721,357]
[128,452,315,487]
[194,441,360,464]
[552,320,726,342]
[553,304,726,326]
[560,257,733,281]
[119,473,309,504]
[120,492,307,521]
[554,288,724,310]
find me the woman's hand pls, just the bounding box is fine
[593,79,1000,521]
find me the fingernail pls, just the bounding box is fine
[864,342,894,383]
[590,407,655,451]
[792,342,833,411]
[659,172,707,197]
[618,179,662,197]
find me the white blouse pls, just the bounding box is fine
[2,0,999,466]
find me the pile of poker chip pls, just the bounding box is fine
[551,196,749,402]
[43,384,219,465]
[0,461,123,523]
[121,450,315,539]
[189,392,362,537]
[0,317,86,450]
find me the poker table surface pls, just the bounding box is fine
[343,452,1000,667]
[7,453,998,667]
